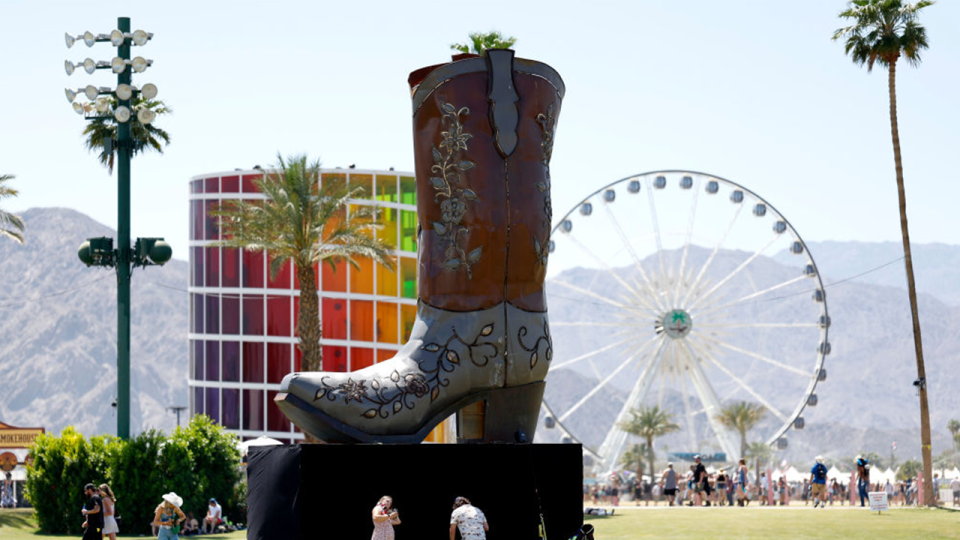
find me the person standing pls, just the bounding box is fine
[715,469,728,506]
[153,492,186,540]
[99,484,119,540]
[855,456,870,507]
[810,456,828,508]
[1,472,15,508]
[950,476,960,507]
[736,459,749,507]
[450,497,488,540]
[371,495,400,540]
[693,455,711,507]
[661,463,678,507]
[81,483,103,540]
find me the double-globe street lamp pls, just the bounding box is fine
[65,17,172,440]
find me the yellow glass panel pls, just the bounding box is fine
[375,174,398,202]
[321,172,346,189]
[400,176,416,205]
[350,257,374,294]
[349,173,373,199]
[400,257,417,299]
[401,304,416,342]
[377,206,398,249]
[376,302,399,344]
[376,260,398,296]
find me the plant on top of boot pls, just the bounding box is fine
[276,49,564,445]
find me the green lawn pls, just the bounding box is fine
[584,506,960,539]
[0,509,245,540]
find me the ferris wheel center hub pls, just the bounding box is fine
[660,309,693,339]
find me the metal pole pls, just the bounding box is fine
[116,16,132,440]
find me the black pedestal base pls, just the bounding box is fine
[247,444,582,540]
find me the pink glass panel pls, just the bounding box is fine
[242,174,262,193]
[192,293,204,334]
[321,298,347,340]
[266,295,291,337]
[221,175,239,193]
[242,342,264,382]
[267,253,292,289]
[205,340,219,381]
[205,247,220,288]
[243,249,265,288]
[242,295,264,336]
[222,248,240,287]
[267,390,290,432]
[242,389,264,431]
[205,176,219,193]
[191,200,204,241]
[205,200,219,240]
[222,296,239,335]
[323,346,347,372]
[205,294,219,334]
[267,342,291,384]
[191,247,203,287]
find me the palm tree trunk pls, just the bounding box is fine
[740,432,747,462]
[296,263,322,372]
[888,59,934,507]
[647,437,655,491]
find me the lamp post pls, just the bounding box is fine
[66,17,171,440]
[167,406,188,428]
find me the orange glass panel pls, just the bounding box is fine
[376,261,398,297]
[376,302,398,344]
[400,257,417,299]
[350,257,373,294]
[322,258,347,292]
[348,174,373,199]
[321,298,347,340]
[376,349,397,363]
[349,300,374,342]
[351,347,374,371]
[401,304,416,342]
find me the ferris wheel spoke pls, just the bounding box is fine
[684,338,790,423]
[550,334,639,371]
[687,234,782,311]
[558,335,663,423]
[549,279,634,310]
[696,275,809,317]
[645,177,670,292]
[564,234,659,311]
[680,203,745,307]
[677,350,700,451]
[696,323,819,329]
[674,177,701,306]
[676,341,740,460]
[695,333,809,377]
[600,203,666,311]
[551,321,637,328]
[597,338,671,472]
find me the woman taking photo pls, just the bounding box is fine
[153,492,186,540]
[99,484,119,540]
[371,495,400,540]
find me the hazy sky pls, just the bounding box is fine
[1,0,958,272]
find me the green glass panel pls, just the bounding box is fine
[400,210,417,253]
[400,176,416,205]
[400,257,417,299]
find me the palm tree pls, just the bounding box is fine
[948,419,960,449]
[212,154,395,373]
[82,96,171,174]
[833,0,935,506]
[0,174,25,244]
[747,441,773,487]
[450,31,517,56]
[619,443,648,479]
[717,401,766,461]
[618,406,680,484]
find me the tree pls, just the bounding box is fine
[618,406,680,485]
[450,31,517,56]
[833,0,935,506]
[747,441,773,486]
[0,174,25,243]
[897,459,923,481]
[212,154,395,372]
[948,419,960,449]
[82,96,171,174]
[717,401,766,461]
[619,443,648,479]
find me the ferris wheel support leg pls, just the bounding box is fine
[678,342,740,462]
[595,339,670,474]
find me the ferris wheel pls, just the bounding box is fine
[538,170,830,473]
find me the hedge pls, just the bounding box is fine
[25,415,242,535]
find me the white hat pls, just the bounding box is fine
[162,492,183,508]
[816,456,824,464]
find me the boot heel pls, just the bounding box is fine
[456,381,545,443]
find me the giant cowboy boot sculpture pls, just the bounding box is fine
[276,50,564,443]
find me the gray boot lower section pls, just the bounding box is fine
[278,301,553,442]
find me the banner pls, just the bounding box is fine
[0,422,45,449]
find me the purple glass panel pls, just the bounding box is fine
[222,341,240,382]
[266,295,291,337]
[205,294,219,334]
[191,200,203,240]
[193,340,204,380]
[222,295,239,335]
[267,343,291,384]
[194,386,205,415]
[191,179,202,194]
[190,246,203,287]
[242,389,264,431]
[267,390,290,432]
[205,176,219,193]
[205,247,220,288]
[192,293,204,334]
[242,342,264,382]
[205,200,219,241]
[242,295,264,336]
[222,248,240,287]
[222,388,239,429]
[205,387,220,423]
[205,340,220,382]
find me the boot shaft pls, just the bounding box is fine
[409,51,564,313]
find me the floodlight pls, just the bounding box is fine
[140,83,158,100]
[65,60,75,76]
[83,31,96,47]
[131,56,148,73]
[114,106,131,123]
[95,98,110,113]
[84,85,99,101]
[111,57,126,74]
[73,102,84,114]
[83,58,96,74]
[65,88,77,103]
[137,107,156,125]
[132,30,150,46]
[116,84,134,100]
[110,30,124,47]
[65,33,76,48]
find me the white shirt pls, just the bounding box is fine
[884,482,894,496]
[950,478,960,491]
[451,505,486,540]
[207,503,222,520]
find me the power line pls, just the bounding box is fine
[0,273,114,307]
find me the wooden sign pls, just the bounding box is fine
[0,421,45,449]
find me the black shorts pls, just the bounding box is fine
[701,482,712,495]
[83,526,102,540]
[664,488,677,497]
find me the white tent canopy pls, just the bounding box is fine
[237,436,283,456]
